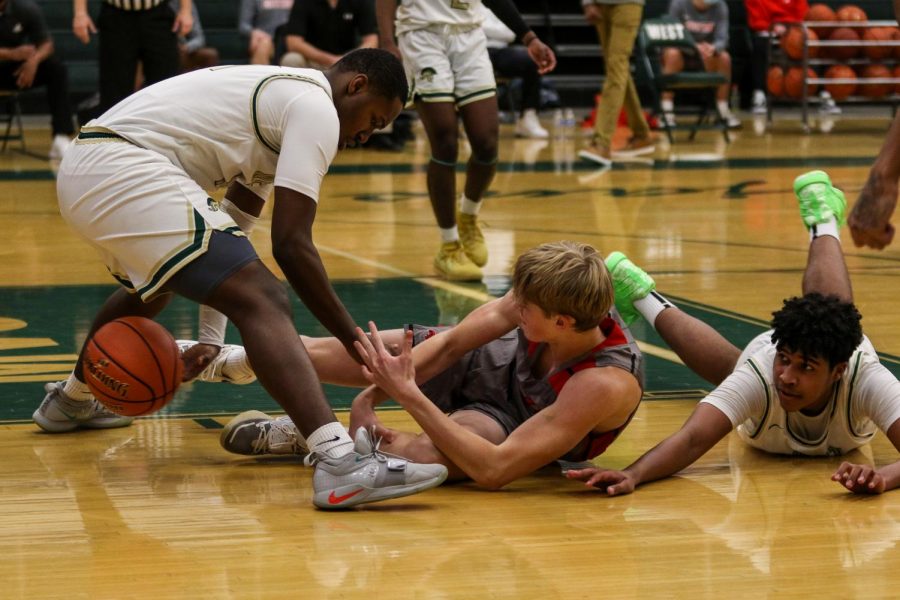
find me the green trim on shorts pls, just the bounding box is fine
[137,208,209,300]
[745,358,771,439]
[456,88,497,107]
[109,271,136,290]
[416,91,456,103]
[251,74,330,154]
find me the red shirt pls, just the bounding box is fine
[745,0,808,32]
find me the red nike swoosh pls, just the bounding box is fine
[328,488,365,505]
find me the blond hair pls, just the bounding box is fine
[512,241,613,331]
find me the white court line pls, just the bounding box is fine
[317,244,684,365]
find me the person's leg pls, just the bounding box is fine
[660,48,683,124]
[613,5,652,144]
[31,56,75,137]
[301,330,406,386]
[136,3,181,87]
[416,99,483,280]
[605,252,741,385]
[97,4,140,112]
[750,33,768,112]
[793,170,852,302]
[458,96,499,206]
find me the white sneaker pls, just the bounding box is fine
[719,111,742,129]
[818,91,842,115]
[176,340,256,385]
[514,109,549,139]
[662,112,676,127]
[220,410,307,455]
[751,92,767,115]
[306,428,448,509]
[32,381,134,433]
[48,134,71,160]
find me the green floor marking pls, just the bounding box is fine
[1,281,897,422]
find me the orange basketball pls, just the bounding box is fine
[862,27,893,60]
[894,65,900,94]
[824,64,858,101]
[767,65,785,97]
[83,317,183,417]
[835,4,868,22]
[859,64,892,98]
[892,27,900,59]
[806,3,837,38]
[828,27,860,59]
[781,26,818,59]
[784,67,818,99]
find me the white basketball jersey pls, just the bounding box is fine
[88,65,339,201]
[702,332,900,456]
[396,0,484,34]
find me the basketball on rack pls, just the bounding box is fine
[859,64,892,98]
[784,67,818,98]
[891,27,900,59]
[894,65,900,94]
[781,26,819,60]
[824,64,858,101]
[835,4,868,22]
[806,4,837,38]
[828,27,860,60]
[767,66,785,97]
[83,317,183,417]
[862,28,893,60]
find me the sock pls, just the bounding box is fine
[716,100,730,115]
[753,90,766,104]
[307,422,354,458]
[634,291,674,327]
[222,348,255,382]
[459,194,481,216]
[661,99,674,113]
[440,226,459,243]
[809,217,840,241]
[63,374,93,401]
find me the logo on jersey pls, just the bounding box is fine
[206,198,220,212]
[419,68,437,83]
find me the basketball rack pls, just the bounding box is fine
[766,20,900,132]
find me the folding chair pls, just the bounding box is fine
[636,18,730,144]
[0,90,26,153]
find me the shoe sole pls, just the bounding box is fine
[32,408,81,433]
[313,469,449,509]
[577,149,612,166]
[613,144,656,158]
[220,409,272,453]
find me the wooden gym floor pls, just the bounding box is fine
[2,110,900,599]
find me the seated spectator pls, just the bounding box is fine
[280,0,377,69]
[0,0,75,159]
[480,4,548,139]
[664,0,740,129]
[239,0,293,65]
[177,3,218,72]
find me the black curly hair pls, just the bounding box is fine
[770,293,862,367]
[333,48,409,104]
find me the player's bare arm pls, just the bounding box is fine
[356,323,640,488]
[832,417,900,494]
[271,186,359,357]
[567,403,733,496]
[375,0,401,60]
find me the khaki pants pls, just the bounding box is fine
[592,3,650,147]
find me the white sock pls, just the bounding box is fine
[661,99,674,113]
[634,291,674,327]
[459,194,481,216]
[753,90,766,104]
[716,100,730,115]
[809,217,840,241]
[440,226,459,243]
[63,374,93,401]
[222,348,254,381]
[307,422,354,458]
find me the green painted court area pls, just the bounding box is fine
[2,280,897,423]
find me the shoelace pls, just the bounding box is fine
[302,428,408,467]
[252,418,303,454]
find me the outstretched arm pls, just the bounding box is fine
[566,403,733,495]
[832,418,900,494]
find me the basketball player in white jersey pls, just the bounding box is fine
[567,170,900,496]
[376,0,555,280]
[32,49,449,509]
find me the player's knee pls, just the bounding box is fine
[401,433,447,465]
[430,136,459,162]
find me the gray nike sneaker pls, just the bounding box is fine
[306,428,448,509]
[220,410,307,455]
[32,381,134,433]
